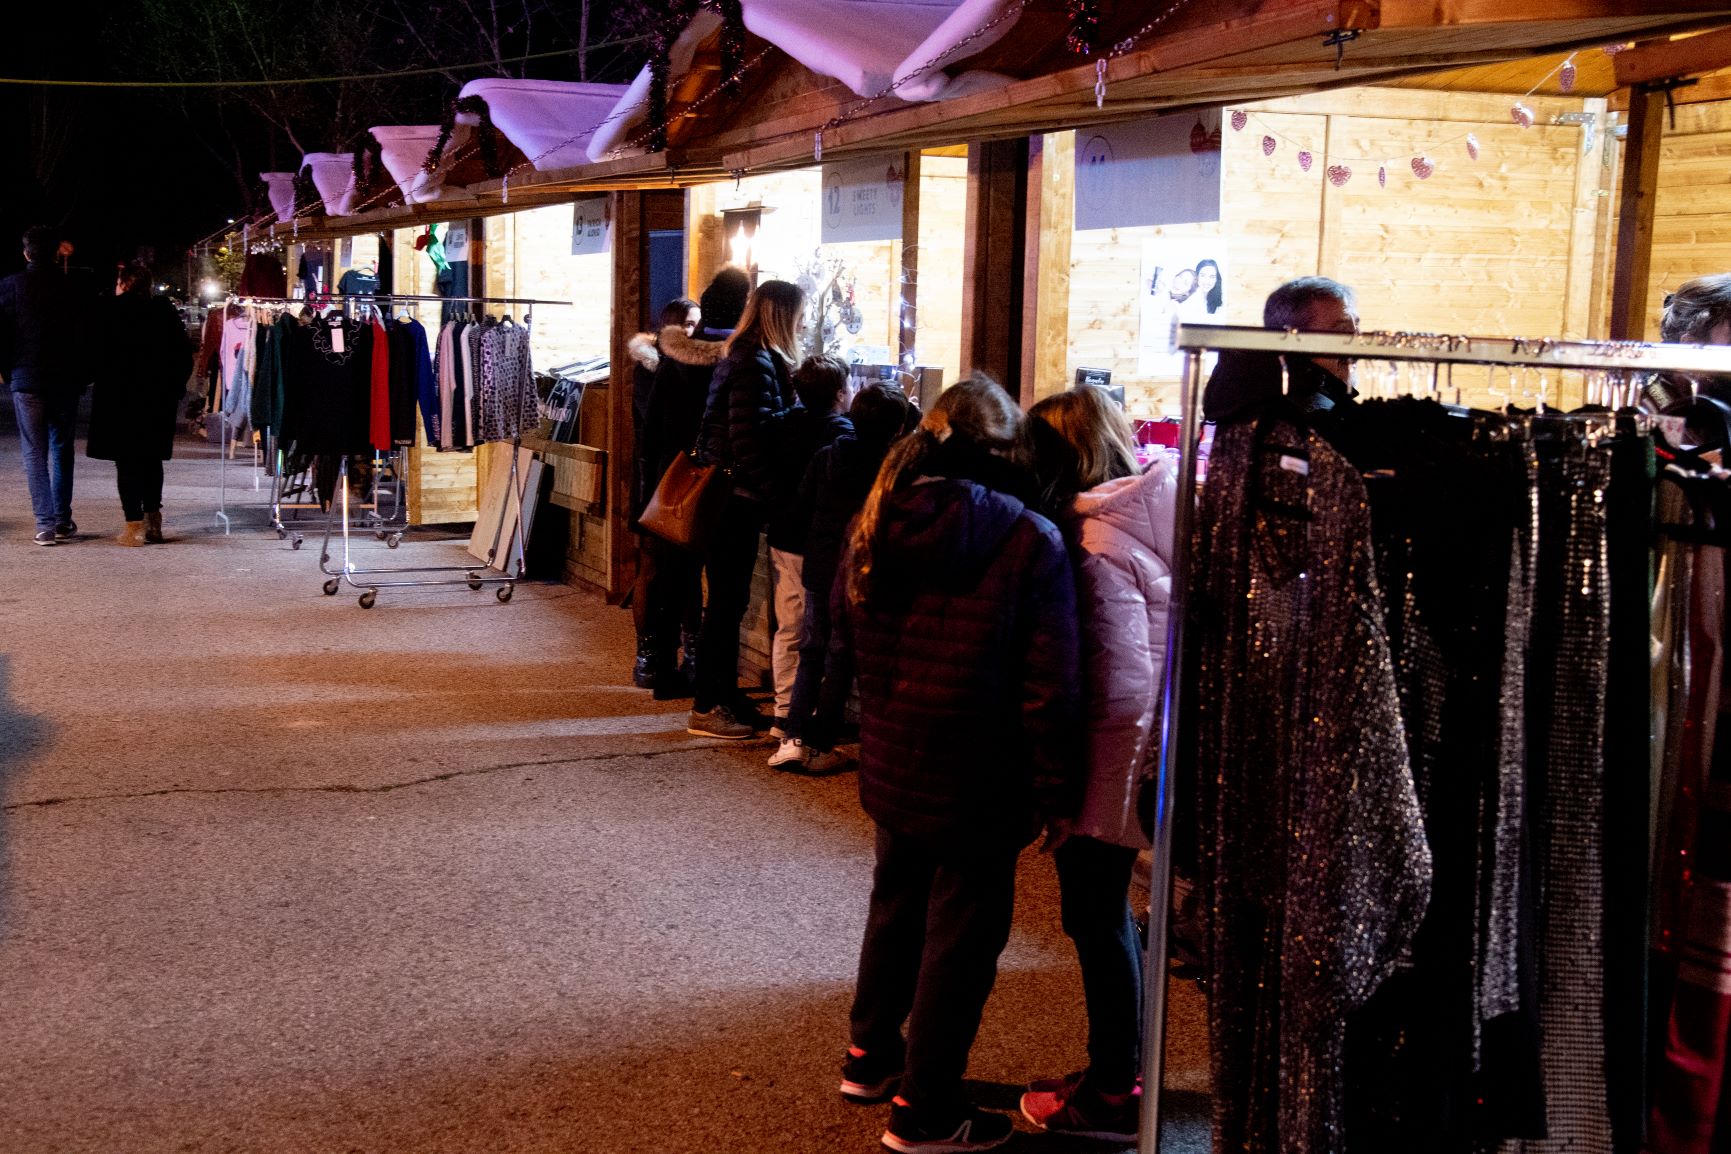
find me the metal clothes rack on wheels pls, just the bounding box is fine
[1138,324,1731,1153]
[292,292,574,609]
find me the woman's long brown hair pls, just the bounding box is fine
[726,279,805,368]
[1025,386,1140,511]
[845,376,1022,609]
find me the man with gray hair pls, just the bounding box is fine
[1202,275,1361,434]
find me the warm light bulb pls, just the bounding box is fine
[728,224,754,268]
[201,280,220,299]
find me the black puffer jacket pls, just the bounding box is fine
[792,433,891,602]
[638,324,729,519]
[88,293,192,461]
[698,339,791,503]
[766,407,854,552]
[839,458,1082,841]
[0,263,93,395]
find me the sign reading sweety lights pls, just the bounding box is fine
[820,155,906,245]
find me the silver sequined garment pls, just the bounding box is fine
[1193,415,1432,1154]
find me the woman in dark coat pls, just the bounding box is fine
[88,264,192,545]
[685,278,806,738]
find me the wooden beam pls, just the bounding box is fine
[1019,132,1074,407]
[1614,25,1731,87]
[961,139,1029,400]
[607,192,647,603]
[898,151,922,371]
[1378,0,1731,25]
[1610,85,1667,340]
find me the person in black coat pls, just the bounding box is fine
[626,294,699,689]
[834,377,1081,1153]
[0,225,94,545]
[88,264,193,545]
[686,278,806,739]
[763,354,855,749]
[633,268,750,698]
[774,381,909,770]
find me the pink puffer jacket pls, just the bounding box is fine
[1060,457,1177,848]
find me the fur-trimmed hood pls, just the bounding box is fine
[627,331,659,372]
[659,324,728,368]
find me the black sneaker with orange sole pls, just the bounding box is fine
[840,1045,903,1103]
[881,1102,1013,1153]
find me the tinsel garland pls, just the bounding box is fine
[706,0,746,95]
[423,95,501,177]
[293,165,320,218]
[643,0,746,152]
[1066,0,1101,55]
[351,132,388,199]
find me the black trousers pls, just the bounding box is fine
[784,587,853,750]
[633,533,703,658]
[115,456,165,521]
[850,823,1024,1116]
[1054,835,1143,1092]
[693,494,767,712]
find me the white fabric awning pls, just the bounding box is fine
[457,78,631,172]
[300,152,357,216]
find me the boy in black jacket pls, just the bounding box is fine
[772,381,910,771]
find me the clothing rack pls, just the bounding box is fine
[1139,324,1731,1153]
[306,296,568,608]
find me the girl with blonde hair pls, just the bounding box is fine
[1018,386,1177,1142]
[836,377,1082,1154]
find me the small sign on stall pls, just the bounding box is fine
[821,155,906,244]
[572,197,611,256]
[443,223,471,264]
[1075,111,1224,231]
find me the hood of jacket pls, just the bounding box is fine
[659,324,727,368]
[627,331,659,372]
[1064,456,1177,561]
[876,478,1028,593]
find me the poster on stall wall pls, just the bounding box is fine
[1138,239,1229,377]
[571,197,610,256]
[443,223,471,264]
[1075,110,1223,232]
[821,155,906,244]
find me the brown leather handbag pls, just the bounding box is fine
[638,451,727,552]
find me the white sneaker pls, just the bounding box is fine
[768,738,810,768]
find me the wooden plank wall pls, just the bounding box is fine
[1065,88,1611,414]
[1645,99,1731,339]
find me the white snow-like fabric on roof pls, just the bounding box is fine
[260,172,297,222]
[585,11,721,164]
[745,0,1018,100]
[459,78,631,172]
[371,124,477,204]
[890,0,1019,101]
[302,152,358,216]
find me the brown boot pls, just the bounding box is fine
[144,510,165,543]
[117,521,146,547]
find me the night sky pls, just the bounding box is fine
[0,1,647,286]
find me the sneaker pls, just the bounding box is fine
[53,521,76,540]
[840,1044,903,1103]
[31,530,56,547]
[1020,1077,1140,1143]
[882,1102,1013,1153]
[1025,1069,1086,1096]
[687,705,755,740]
[806,748,856,775]
[768,738,810,769]
[769,718,789,740]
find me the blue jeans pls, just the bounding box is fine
[12,390,78,531]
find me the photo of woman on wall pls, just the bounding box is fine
[1194,259,1224,315]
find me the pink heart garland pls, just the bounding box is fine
[1327,164,1352,187]
[1510,103,1534,128]
[1262,135,1276,156]
[1559,58,1577,93]
[1411,155,1435,180]
[1465,134,1480,161]
[1230,110,1248,132]
[1298,150,1314,172]
[1378,165,1387,188]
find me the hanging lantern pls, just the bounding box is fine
[1411,155,1435,180]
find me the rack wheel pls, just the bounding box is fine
[496,584,514,604]
[322,578,340,596]
[467,573,483,591]
[358,590,378,609]
[291,537,303,551]
[276,527,287,540]
[373,530,386,541]
[387,533,402,549]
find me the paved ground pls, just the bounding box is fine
[0,424,1208,1153]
